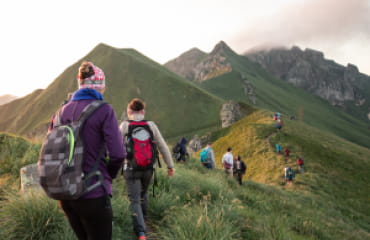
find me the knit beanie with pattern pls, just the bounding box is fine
[77,62,105,90]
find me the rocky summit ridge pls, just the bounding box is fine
[245,46,368,108]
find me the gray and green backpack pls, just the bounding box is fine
[38,100,106,200]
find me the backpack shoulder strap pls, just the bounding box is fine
[78,100,106,123]
[74,100,106,139]
[52,108,63,127]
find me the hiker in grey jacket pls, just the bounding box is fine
[119,98,175,240]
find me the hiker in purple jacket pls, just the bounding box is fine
[49,61,126,240]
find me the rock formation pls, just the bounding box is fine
[220,101,243,128]
[246,46,367,107]
[20,163,42,194]
[164,41,234,82]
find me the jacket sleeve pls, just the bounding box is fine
[102,105,126,178]
[148,121,174,169]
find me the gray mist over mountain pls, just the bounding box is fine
[230,0,370,73]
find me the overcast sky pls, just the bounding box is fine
[1,0,369,97]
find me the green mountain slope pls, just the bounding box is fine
[197,110,370,238]
[192,43,370,148]
[0,43,224,139]
[1,111,369,239]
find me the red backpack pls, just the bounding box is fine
[125,120,158,170]
[297,158,304,166]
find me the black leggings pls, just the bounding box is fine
[60,196,113,240]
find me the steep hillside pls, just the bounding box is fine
[1,112,369,239]
[0,94,18,105]
[165,41,370,148]
[245,46,370,122]
[0,44,224,139]
[199,110,370,237]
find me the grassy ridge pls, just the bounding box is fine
[1,109,369,239]
[0,43,224,139]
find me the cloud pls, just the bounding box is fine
[232,0,370,50]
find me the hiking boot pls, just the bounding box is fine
[137,232,147,240]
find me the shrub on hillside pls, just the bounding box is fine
[0,133,40,179]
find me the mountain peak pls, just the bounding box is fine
[211,41,235,55]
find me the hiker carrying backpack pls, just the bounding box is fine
[172,142,182,161]
[119,98,175,240]
[125,120,159,170]
[38,61,126,240]
[200,142,215,169]
[38,100,108,200]
[284,166,295,184]
[173,137,188,162]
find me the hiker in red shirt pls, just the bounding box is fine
[296,157,304,173]
[284,148,290,158]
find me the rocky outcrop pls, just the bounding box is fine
[164,41,234,82]
[246,46,366,106]
[188,135,203,154]
[192,41,233,82]
[220,101,243,128]
[164,48,207,80]
[241,74,256,104]
[20,163,42,194]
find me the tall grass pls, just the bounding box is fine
[0,191,68,240]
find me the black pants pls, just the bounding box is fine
[234,172,244,185]
[60,196,112,240]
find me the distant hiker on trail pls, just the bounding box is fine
[275,119,283,132]
[40,61,126,240]
[284,147,291,158]
[233,155,247,185]
[200,142,215,169]
[273,112,281,121]
[119,98,175,240]
[222,147,234,176]
[275,143,282,154]
[173,137,189,163]
[296,157,305,173]
[284,166,295,184]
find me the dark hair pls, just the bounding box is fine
[128,98,145,111]
[227,147,232,152]
[79,61,94,80]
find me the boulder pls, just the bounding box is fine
[20,163,42,194]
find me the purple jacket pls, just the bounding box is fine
[52,99,126,199]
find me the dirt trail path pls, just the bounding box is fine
[265,131,277,146]
[146,219,158,240]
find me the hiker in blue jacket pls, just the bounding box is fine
[200,142,215,169]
